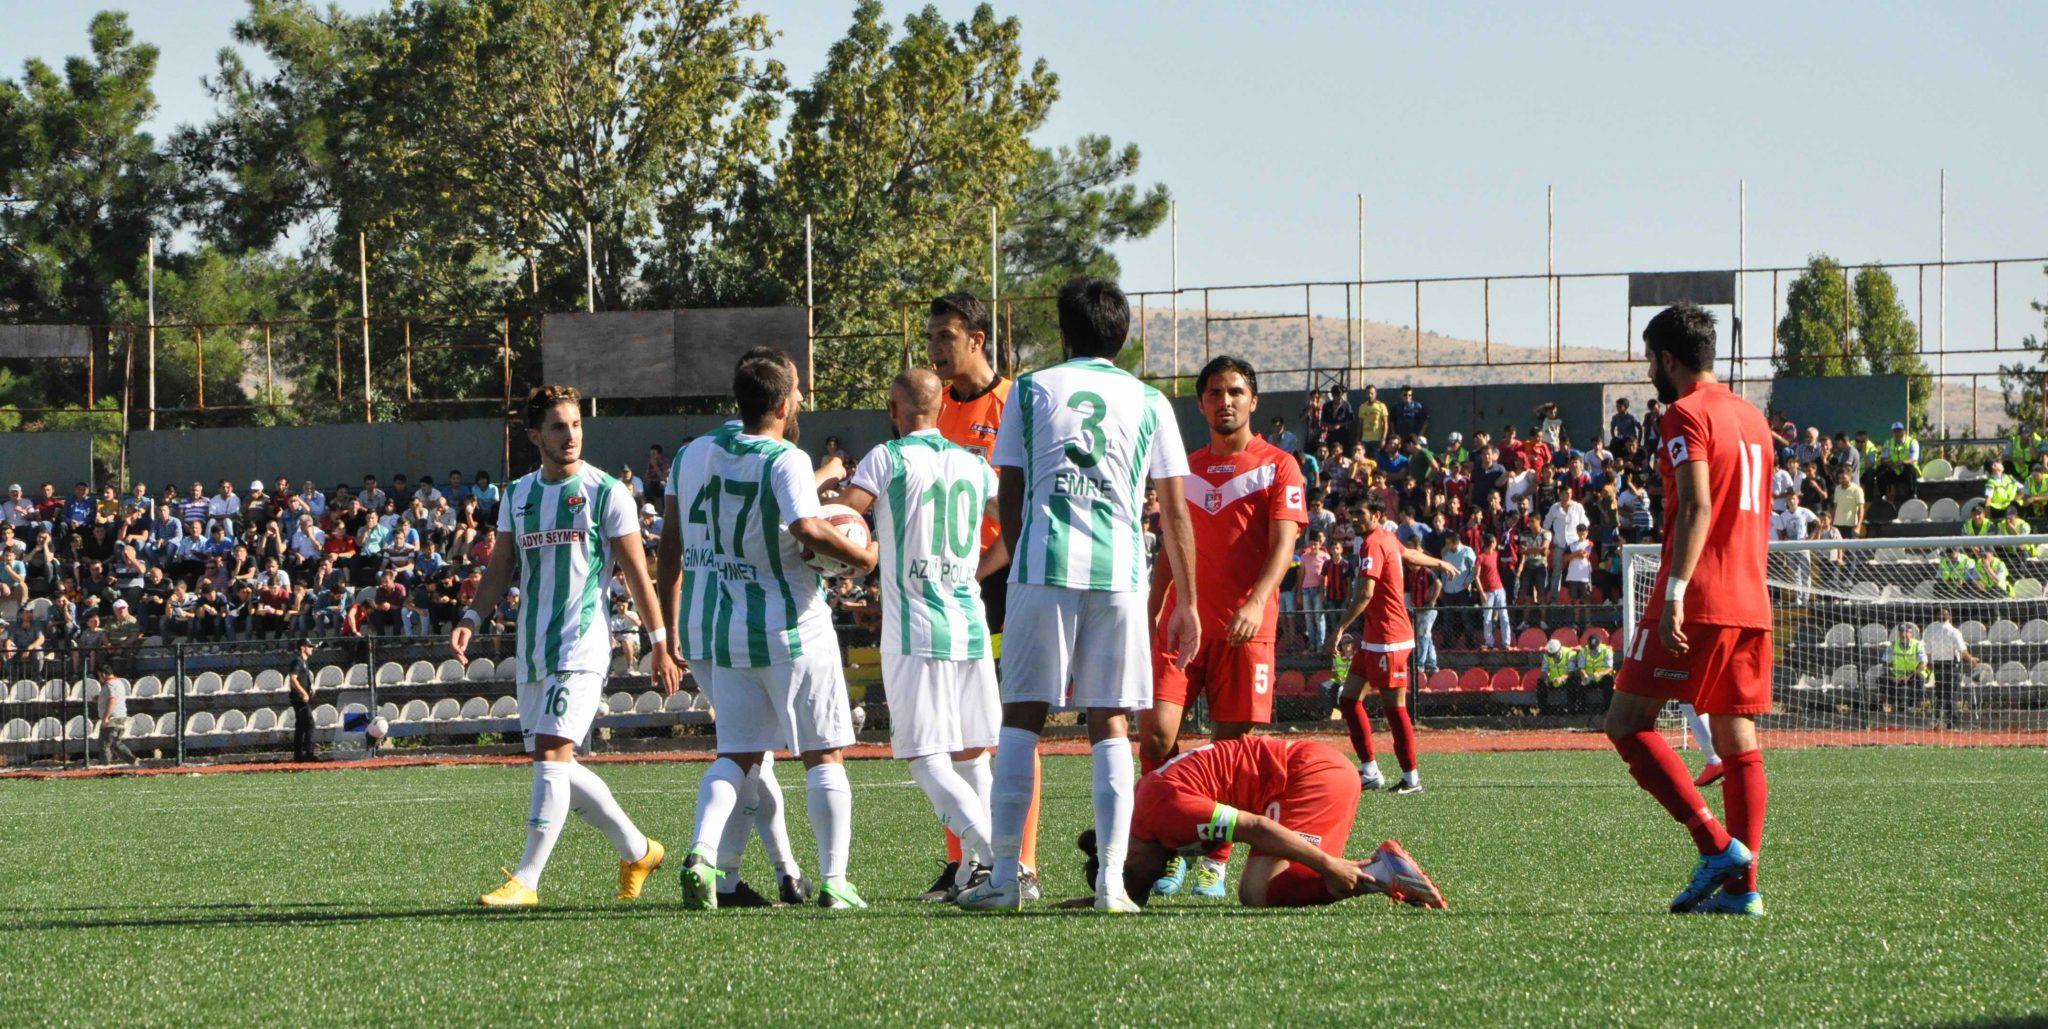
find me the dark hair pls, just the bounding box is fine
[734,351,796,425]
[1365,500,1388,519]
[1056,276,1130,359]
[1642,302,1717,372]
[1196,355,1258,396]
[929,292,992,342]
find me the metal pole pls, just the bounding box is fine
[804,215,816,391]
[1484,278,1492,364]
[989,205,1000,362]
[584,222,596,314]
[1412,280,1421,366]
[263,323,274,408]
[501,315,513,480]
[403,319,413,403]
[146,238,156,431]
[1939,169,1947,437]
[194,326,206,409]
[1305,283,1315,385]
[1737,179,1746,384]
[1170,201,1179,395]
[1547,185,1557,385]
[1356,193,1364,385]
[359,231,372,423]
[173,642,186,767]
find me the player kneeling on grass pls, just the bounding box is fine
[1064,736,1446,910]
[463,385,683,907]
[836,368,1009,900]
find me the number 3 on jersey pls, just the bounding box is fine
[1063,391,1107,468]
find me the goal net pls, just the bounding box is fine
[1621,534,2048,748]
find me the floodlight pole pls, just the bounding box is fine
[146,237,156,431]
[1737,179,1746,385]
[359,231,372,423]
[1170,201,1179,396]
[1938,169,1947,438]
[804,215,815,391]
[989,206,1000,377]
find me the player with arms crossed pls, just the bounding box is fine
[1328,500,1458,793]
[1608,302,1772,917]
[674,351,879,910]
[921,292,1043,899]
[463,385,682,907]
[837,368,1009,898]
[957,276,1202,913]
[655,377,811,908]
[1141,355,1305,898]
[1067,736,1447,910]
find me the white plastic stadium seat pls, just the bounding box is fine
[346,664,370,686]
[9,680,33,702]
[134,675,161,698]
[606,692,634,714]
[489,696,519,717]
[128,713,155,738]
[2015,579,2045,601]
[1857,623,1889,648]
[1928,498,1960,522]
[1894,498,1929,523]
[218,710,248,735]
[3,718,30,741]
[313,704,340,728]
[2023,619,2048,644]
[430,699,460,721]
[39,681,64,703]
[255,669,284,692]
[399,700,430,723]
[406,660,436,684]
[1920,458,1953,481]
[192,672,222,696]
[466,658,497,681]
[250,708,278,732]
[1863,666,1889,688]
[664,693,693,713]
[1908,579,1938,599]
[460,697,489,719]
[225,670,254,693]
[1850,582,1881,599]
[1989,619,2022,644]
[2030,661,2048,685]
[437,659,466,683]
[277,708,295,730]
[376,662,406,686]
[1961,620,1988,645]
[1997,661,2030,686]
[25,597,50,618]
[315,665,345,688]
[64,715,88,740]
[378,702,400,721]
[634,691,662,714]
[185,712,216,735]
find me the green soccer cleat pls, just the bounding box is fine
[1153,855,1188,896]
[679,851,722,911]
[817,880,870,910]
[1689,889,1765,916]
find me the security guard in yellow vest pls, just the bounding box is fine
[2008,425,2044,466]
[1885,624,1929,717]
[1962,507,1995,537]
[1539,639,1579,717]
[2027,460,2048,517]
[1998,509,2038,559]
[1875,421,1920,505]
[1976,551,2013,598]
[1937,549,1974,592]
[1577,635,1616,713]
[1983,459,2021,520]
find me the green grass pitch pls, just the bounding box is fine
[3,747,2044,1025]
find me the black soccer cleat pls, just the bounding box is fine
[918,860,961,902]
[778,873,815,906]
[722,880,777,908]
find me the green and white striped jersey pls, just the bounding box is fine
[668,421,740,664]
[496,465,640,684]
[683,431,834,668]
[991,357,1188,592]
[847,429,997,659]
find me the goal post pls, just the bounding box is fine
[1621,534,2048,748]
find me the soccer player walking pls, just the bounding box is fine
[957,276,1201,913]
[675,350,879,910]
[1608,303,1773,916]
[655,367,810,908]
[1327,501,1458,794]
[1140,355,1306,898]
[463,385,681,907]
[838,368,1007,899]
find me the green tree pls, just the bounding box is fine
[0,11,180,400]
[1853,264,1931,430]
[1773,254,1858,377]
[1997,264,2048,434]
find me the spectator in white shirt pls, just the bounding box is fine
[207,480,241,533]
[1921,608,1978,728]
[291,515,327,563]
[1771,456,1797,514]
[1542,495,1588,597]
[1770,493,1818,541]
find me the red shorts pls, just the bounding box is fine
[1153,637,1276,723]
[1616,622,1773,716]
[1132,745,1359,860]
[1346,646,1412,692]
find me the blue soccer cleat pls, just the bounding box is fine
[1669,838,1754,913]
[1689,889,1765,916]
[1153,855,1187,897]
[1190,859,1228,898]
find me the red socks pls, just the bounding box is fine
[1613,730,1732,855]
[1262,863,1339,907]
[1342,698,1375,762]
[1721,749,1766,893]
[1387,705,1418,773]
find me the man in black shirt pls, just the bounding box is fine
[287,639,318,762]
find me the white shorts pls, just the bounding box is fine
[881,652,1000,759]
[517,671,605,752]
[708,639,855,756]
[998,583,1151,710]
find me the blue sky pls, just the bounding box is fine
[4,0,2043,376]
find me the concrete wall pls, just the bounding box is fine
[1766,375,1910,438]
[0,431,95,487]
[127,420,507,491]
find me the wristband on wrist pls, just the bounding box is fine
[1665,577,1689,603]
[648,627,668,645]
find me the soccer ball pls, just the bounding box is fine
[366,716,389,742]
[808,503,871,577]
[849,704,867,732]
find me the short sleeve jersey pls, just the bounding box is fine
[1165,437,1308,641]
[695,432,834,668]
[936,376,1012,551]
[1646,381,1773,630]
[667,421,741,663]
[495,465,639,683]
[1358,525,1414,651]
[849,429,999,660]
[1134,736,1299,851]
[990,357,1188,592]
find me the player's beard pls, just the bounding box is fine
[785,405,802,445]
[1651,359,1679,405]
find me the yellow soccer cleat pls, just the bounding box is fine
[479,869,538,908]
[616,838,666,901]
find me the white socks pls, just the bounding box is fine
[1091,737,1135,902]
[988,727,1040,885]
[806,762,853,887]
[691,757,745,860]
[513,760,572,888]
[908,754,993,870]
[714,771,757,892]
[753,755,800,878]
[1362,759,1382,780]
[954,752,993,818]
[1400,769,1420,788]
[1683,704,1719,764]
[565,761,648,863]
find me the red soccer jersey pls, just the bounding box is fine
[1166,437,1309,642]
[1149,736,1296,817]
[1646,381,1773,629]
[1358,525,1413,651]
